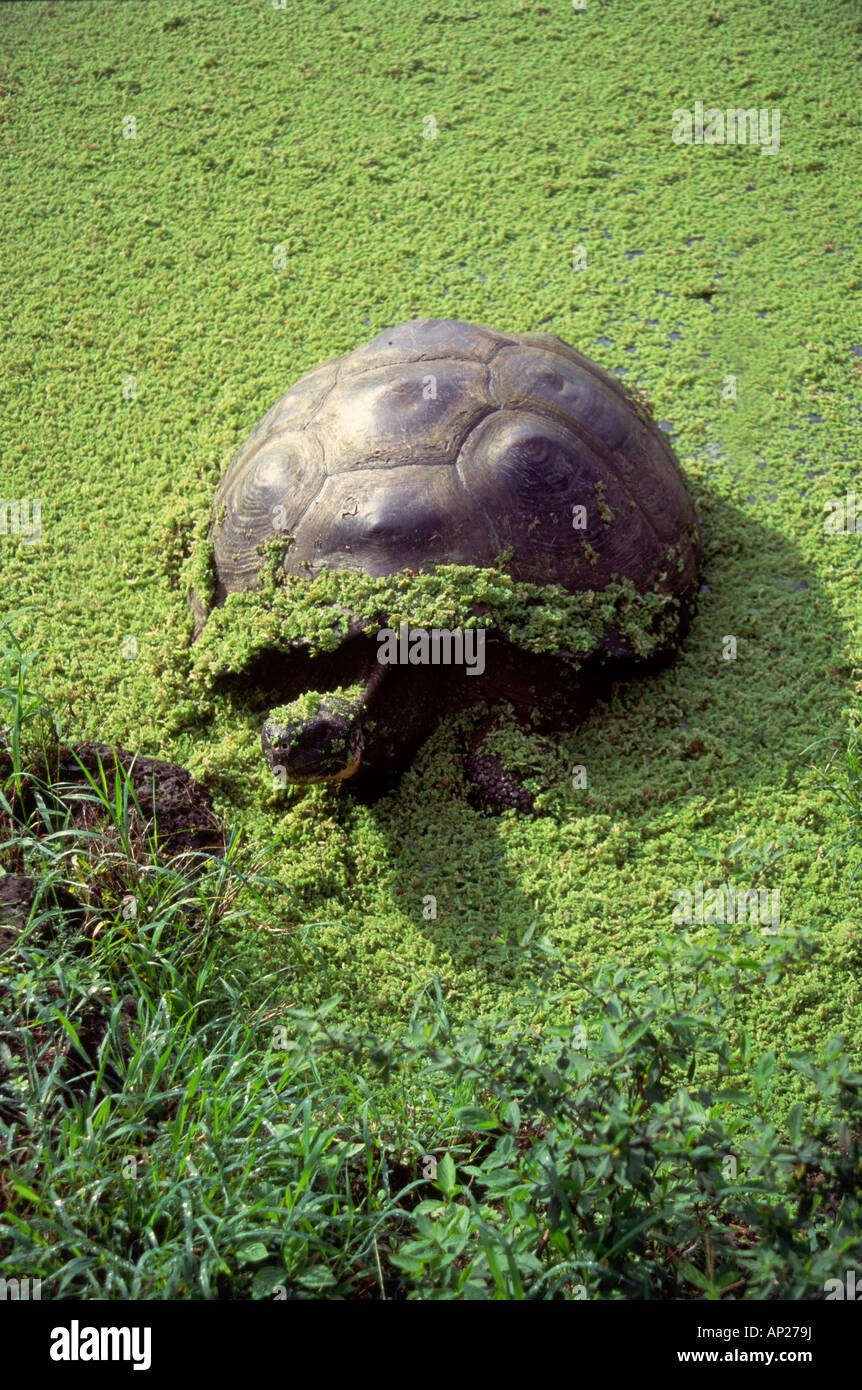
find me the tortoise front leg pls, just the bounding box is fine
[464,710,538,815]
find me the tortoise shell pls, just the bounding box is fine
[210,317,700,615]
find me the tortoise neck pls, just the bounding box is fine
[361,660,388,706]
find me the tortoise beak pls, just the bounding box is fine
[329,746,363,781]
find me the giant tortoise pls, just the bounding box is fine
[200,317,701,811]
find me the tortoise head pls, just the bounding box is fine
[262,690,365,786]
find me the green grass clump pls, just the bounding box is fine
[809,728,862,883]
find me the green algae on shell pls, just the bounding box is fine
[190,557,688,689]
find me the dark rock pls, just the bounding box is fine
[0,741,225,860]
